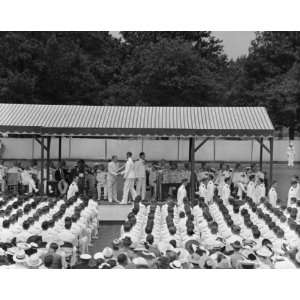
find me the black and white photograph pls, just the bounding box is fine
[0,30,299,271]
[0,4,300,288]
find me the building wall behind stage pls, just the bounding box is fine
[1,137,299,163]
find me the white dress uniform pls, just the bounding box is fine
[237,181,246,200]
[199,183,208,203]
[177,184,187,208]
[296,182,300,201]
[134,158,146,200]
[121,157,137,204]
[107,161,119,202]
[0,164,7,192]
[268,187,277,206]
[221,183,230,204]
[207,180,215,203]
[67,181,79,200]
[288,186,298,207]
[21,170,38,193]
[287,145,296,167]
[254,183,266,204]
[246,181,255,201]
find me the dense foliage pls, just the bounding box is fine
[0,31,299,132]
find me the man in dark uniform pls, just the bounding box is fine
[70,160,87,195]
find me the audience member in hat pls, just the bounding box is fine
[10,249,28,269]
[26,253,45,269]
[72,253,92,269]
[132,256,149,269]
[229,241,244,268]
[102,247,114,260]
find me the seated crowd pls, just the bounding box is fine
[0,193,99,268]
[0,171,300,269]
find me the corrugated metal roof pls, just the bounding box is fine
[0,104,274,137]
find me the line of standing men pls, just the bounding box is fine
[107,152,146,204]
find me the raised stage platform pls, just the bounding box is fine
[98,203,132,221]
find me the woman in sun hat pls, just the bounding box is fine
[10,249,28,268]
[26,254,45,269]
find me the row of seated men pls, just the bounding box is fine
[2,186,300,268]
[0,193,99,268]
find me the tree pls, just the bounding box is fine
[227,31,300,135]
[0,31,122,105]
[102,32,228,106]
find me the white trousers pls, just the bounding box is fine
[122,178,136,204]
[107,179,118,202]
[288,159,294,167]
[136,177,146,200]
[24,179,38,193]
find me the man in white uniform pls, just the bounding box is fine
[198,177,208,203]
[121,152,136,204]
[67,176,79,200]
[246,175,256,201]
[107,156,120,203]
[287,143,296,168]
[254,177,266,204]
[221,177,231,205]
[177,178,188,208]
[135,152,146,200]
[268,180,278,207]
[288,180,298,207]
[207,174,215,204]
[0,160,7,192]
[21,166,39,194]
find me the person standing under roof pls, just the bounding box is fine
[107,156,120,203]
[135,152,147,200]
[287,142,296,168]
[121,152,136,204]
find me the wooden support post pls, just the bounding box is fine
[269,137,274,188]
[46,137,51,192]
[259,137,263,171]
[189,137,195,202]
[40,136,44,194]
[194,137,210,153]
[58,136,62,162]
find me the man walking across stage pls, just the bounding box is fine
[135,152,146,200]
[107,155,120,203]
[121,152,137,204]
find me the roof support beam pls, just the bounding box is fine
[255,137,270,154]
[189,137,195,202]
[35,137,48,152]
[40,136,44,194]
[46,136,51,192]
[194,137,210,153]
[269,137,274,189]
[58,136,62,162]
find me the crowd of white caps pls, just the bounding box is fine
[1,188,300,268]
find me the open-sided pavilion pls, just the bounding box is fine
[0,104,275,201]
